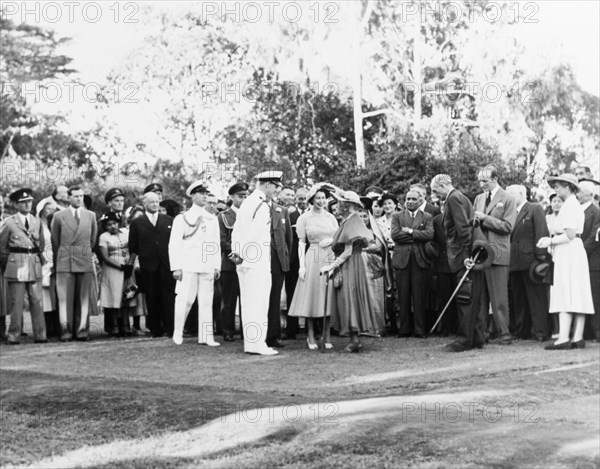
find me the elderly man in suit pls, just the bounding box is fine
[230,171,284,356]
[473,165,517,345]
[506,185,550,341]
[578,180,600,341]
[218,182,248,341]
[430,174,485,352]
[51,186,97,341]
[391,190,434,337]
[266,185,293,349]
[128,191,175,338]
[0,189,47,344]
[170,181,221,346]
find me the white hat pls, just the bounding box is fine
[185,180,210,197]
[36,196,57,217]
[255,171,283,184]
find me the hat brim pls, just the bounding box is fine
[528,260,552,285]
[547,176,580,192]
[331,191,363,208]
[470,240,495,271]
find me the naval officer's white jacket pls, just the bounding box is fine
[231,188,271,270]
[169,204,221,273]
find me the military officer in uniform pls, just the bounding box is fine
[170,181,221,346]
[231,171,283,356]
[0,189,47,344]
[218,182,248,341]
[144,183,164,203]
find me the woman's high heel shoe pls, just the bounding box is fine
[307,338,318,350]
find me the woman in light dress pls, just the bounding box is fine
[288,184,339,349]
[537,174,595,350]
[376,193,398,251]
[36,198,59,338]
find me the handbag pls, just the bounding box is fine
[332,266,343,289]
[122,277,139,304]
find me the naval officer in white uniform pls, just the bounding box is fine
[230,171,283,355]
[170,181,221,346]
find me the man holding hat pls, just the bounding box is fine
[143,183,164,202]
[170,181,221,346]
[218,182,248,342]
[506,184,550,341]
[230,171,283,355]
[0,189,47,344]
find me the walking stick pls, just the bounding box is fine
[429,250,481,334]
[320,269,332,352]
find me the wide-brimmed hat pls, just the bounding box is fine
[470,239,495,271]
[307,182,335,204]
[529,259,553,285]
[547,173,580,192]
[332,190,363,208]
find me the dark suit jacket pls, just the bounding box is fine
[423,202,441,217]
[218,208,237,272]
[51,208,97,273]
[128,213,173,272]
[288,207,302,268]
[583,203,600,272]
[443,189,474,273]
[432,213,451,274]
[270,203,293,273]
[509,202,549,271]
[390,210,434,269]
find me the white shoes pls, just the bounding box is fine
[200,339,221,347]
[245,347,279,356]
[172,333,183,345]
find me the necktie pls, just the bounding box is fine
[75,210,80,224]
[25,217,29,230]
[484,192,492,211]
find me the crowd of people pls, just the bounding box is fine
[0,164,598,354]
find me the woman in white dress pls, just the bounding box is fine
[36,198,59,337]
[537,174,595,350]
[98,212,135,337]
[288,184,339,349]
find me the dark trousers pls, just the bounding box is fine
[284,264,299,337]
[142,265,175,336]
[586,270,600,340]
[436,271,458,335]
[396,253,428,336]
[213,280,222,334]
[509,270,550,339]
[266,255,285,344]
[480,264,511,339]
[220,270,241,337]
[455,268,486,347]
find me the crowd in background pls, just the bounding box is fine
[0,163,598,354]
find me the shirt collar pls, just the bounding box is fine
[581,201,593,211]
[231,205,239,213]
[69,206,80,216]
[489,185,499,200]
[18,213,29,225]
[517,201,526,212]
[418,201,427,212]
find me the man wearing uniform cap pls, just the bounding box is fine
[230,171,283,355]
[143,183,164,202]
[170,181,221,346]
[0,189,48,344]
[218,182,248,341]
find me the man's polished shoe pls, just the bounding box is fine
[223,334,235,342]
[571,340,586,349]
[544,341,571,350]
[396,333,411,338]
[536,336,549,342]
[200,340,220,347]
[7,340,20,345]
[443,341,472,352]
[34,339,49,344]
[245,347,279,356]
[343,342,363,353]
[268,339,285,348]
[75,336,90,342]
[281,333,296,340]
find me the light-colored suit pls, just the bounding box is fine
[169,205,221,343]
[50,207,97,340]
[473,186,517,340]
[0,214,47,341]
[231,188,272,353]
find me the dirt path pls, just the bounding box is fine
[1,336,599,468]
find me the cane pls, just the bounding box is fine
[429,249,481,334]
[320,269,333,352]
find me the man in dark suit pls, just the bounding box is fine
[128,191,175,338]
[473,165,517,345]
[51,186,97,341]
[578,180,600,341]
[430,174,485,352]
[391,190,434,337]
[432,211,457,335]
[266,192,293,348]
[0,189,47,344]
[218,182,248,341]
[411,183,441,217]
[282,187,309,340]
[506,185,550,341]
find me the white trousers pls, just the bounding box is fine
[237,266,271,353]
[174,272,214,343]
